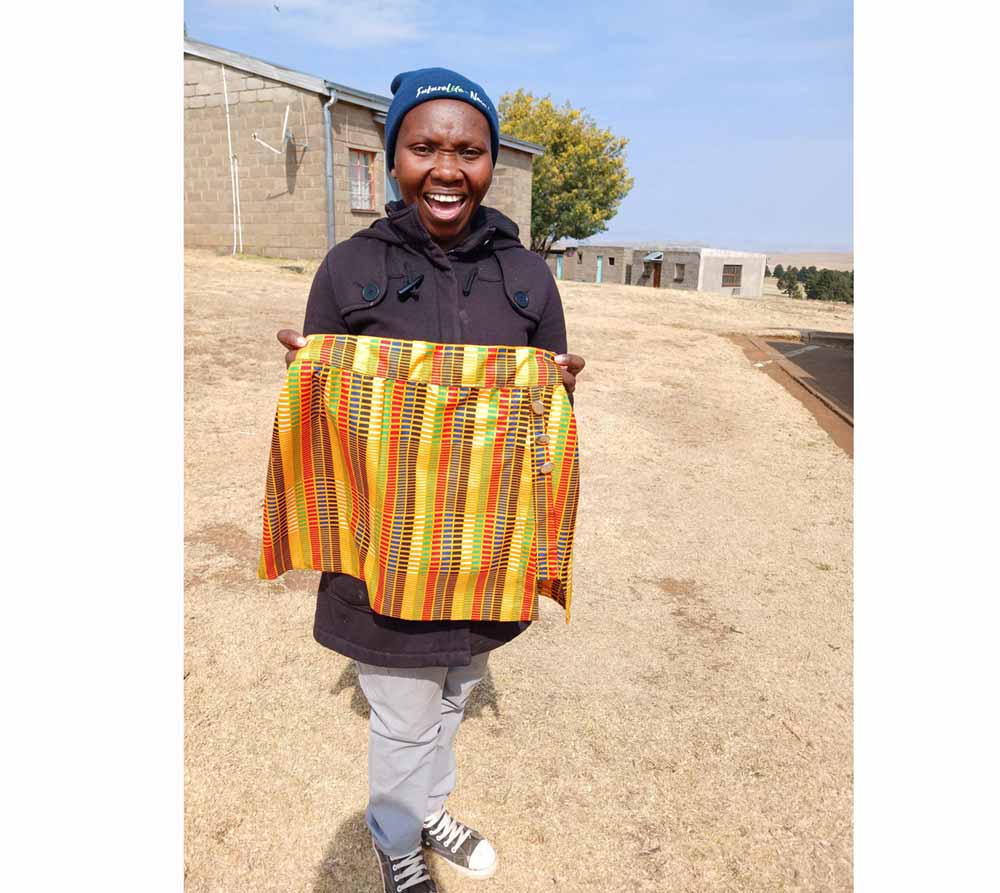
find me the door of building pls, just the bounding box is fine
[596,255,603,283]
[652,262,661,288]
[556,255,563,279]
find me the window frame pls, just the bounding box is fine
[674,262,686,282]
[722,264,743,288]
[349,148,377,211]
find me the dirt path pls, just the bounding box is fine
[185,250,853,891]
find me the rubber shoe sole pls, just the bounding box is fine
[422,842,498,880]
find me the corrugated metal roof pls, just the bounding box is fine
[184,38,544,157]
[643,251,664,262]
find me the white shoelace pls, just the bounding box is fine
[425,811,473,854]
[391,846,432,891]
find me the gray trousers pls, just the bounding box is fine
[356,653,490,858]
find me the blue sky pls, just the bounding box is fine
[184,0,852,252]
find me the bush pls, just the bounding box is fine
[804,268,853,304]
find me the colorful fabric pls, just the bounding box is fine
[258,334,580,622]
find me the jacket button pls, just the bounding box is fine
[514,290,530,308]
[531,399,545,415]
[539,461,555,474]
[362,283,381,302]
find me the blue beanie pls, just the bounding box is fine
[385,68,500,170]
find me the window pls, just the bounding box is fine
[608,256,615,266]
[674,263,685,282]
[577,251,583,264]
[722,264,742,288]
[349,149,376,210]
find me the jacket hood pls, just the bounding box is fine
[353,199,523,260]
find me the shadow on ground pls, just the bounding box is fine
[313,668,501,891]
[330,661,503,721]
[313,809,381,893]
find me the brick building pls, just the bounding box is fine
[654,248,768,297]
[184,39,543,259]
[545,245,632,285]
[546,243,768,296]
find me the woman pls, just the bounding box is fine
[276,68,585,893]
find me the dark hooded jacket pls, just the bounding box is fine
[301,199,570,668]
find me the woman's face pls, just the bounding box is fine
[390,99,493,249]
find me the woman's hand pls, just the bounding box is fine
[278,330,584,393]
[277,329,307,368]
[554,353,586,394]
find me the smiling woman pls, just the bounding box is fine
[389,99,493,247]
[269,64,585,893]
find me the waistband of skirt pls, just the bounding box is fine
[297,334,563,389]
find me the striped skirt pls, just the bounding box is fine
[258,334,580,622]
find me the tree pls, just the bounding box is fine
[799,268,819,295]
[804,268,854,303]
[773,263,785,279]
[498,89,634,256]
[778,272,801,299]
[765,265,772,277]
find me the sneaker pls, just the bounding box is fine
[422,809,498,879]
[372,839,438,893]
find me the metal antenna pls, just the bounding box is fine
[252,104,292,155]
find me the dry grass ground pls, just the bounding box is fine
[185,249,853,891]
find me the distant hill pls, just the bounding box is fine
[766,251,853,272]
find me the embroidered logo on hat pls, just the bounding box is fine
[415,83,489,110]
[385,67,500,168]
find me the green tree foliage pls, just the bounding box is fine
[777,272,801,299]
[773,263,785,279]
[498,89,634,256]
[804,269,853,304]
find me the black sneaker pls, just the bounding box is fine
[372,839,438,893]
[421,810,498,879]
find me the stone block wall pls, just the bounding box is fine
[485,147,533,248]
[185,52,538,259]
[560,246,630,284]
[184,54,330,258]
[662,250,701,290]
[329,101,387,245]
[626,249,650,286]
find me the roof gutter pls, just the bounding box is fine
[324,90,338,249]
